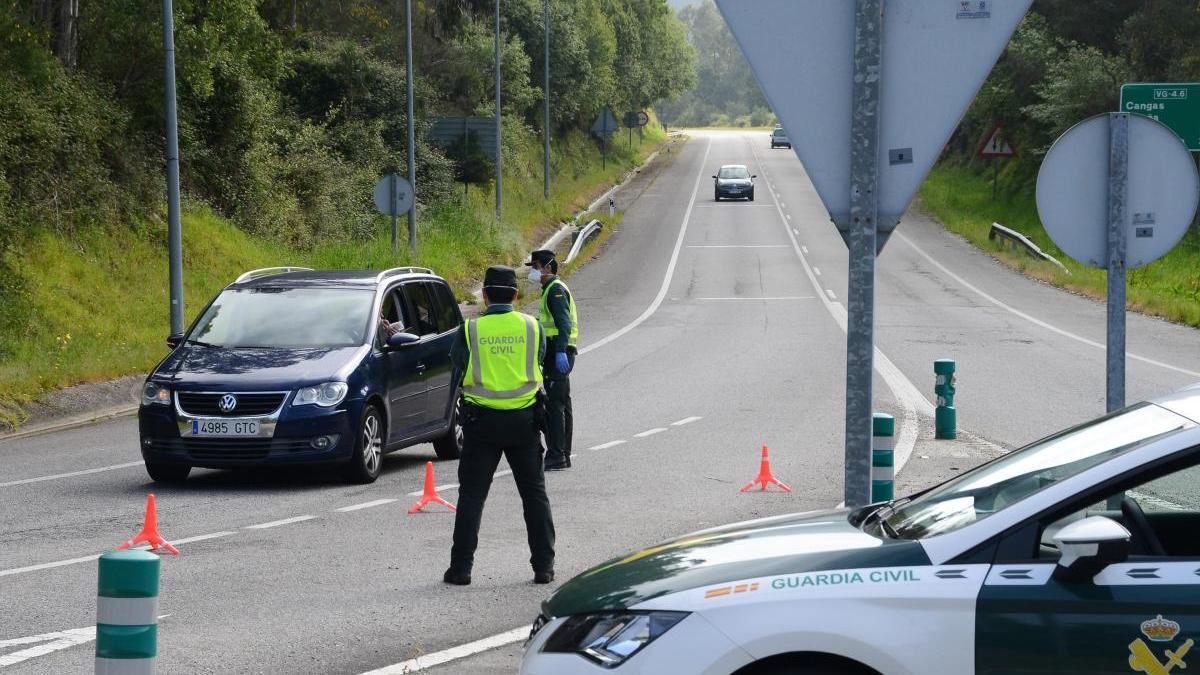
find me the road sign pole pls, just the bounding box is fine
[844,0,883,508]
[992,159,998,201]
[390,174,399,255]
[494,0,502,224]
[162,0,184,336]
[543,0,550,200]
[405,0,417,253]
[1106,112,1129,413]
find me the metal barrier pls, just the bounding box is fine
[565,220,603,265]
[988,222,1070,274]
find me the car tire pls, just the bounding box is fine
[433,396,464,460]
[344,405,384,484]
[714,192,721,202]
[145,461,191,483]
[748,190,755,202]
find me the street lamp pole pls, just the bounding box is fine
[162,0,184,335]
[543,0,550,200]
[495,0,503,222]
[405,0,417,252]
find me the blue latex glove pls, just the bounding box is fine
[555,351,572,375]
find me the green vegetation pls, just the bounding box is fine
[0,0,692,427]
[0,120,666,429]
[919,163,1200,328]
[658,0,775,128]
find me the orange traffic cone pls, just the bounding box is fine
[117,493,180,555]
[408,461,457,514]
[740,445,792,493]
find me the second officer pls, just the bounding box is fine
[526,249,578,471]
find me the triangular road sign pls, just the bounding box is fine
[591,107,619,140]
[716,0,1031,249]
[979,125,1016,157]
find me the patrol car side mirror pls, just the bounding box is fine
[387,332,420,348]
[1052,516,1131,583]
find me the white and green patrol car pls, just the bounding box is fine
[522,385,1200,674]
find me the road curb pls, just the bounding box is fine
[0,404,139,444]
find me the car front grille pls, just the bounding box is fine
[177,392,287,417]
[146,437,314,462]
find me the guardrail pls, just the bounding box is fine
[565,220,603,265]
[988,222,1070,274]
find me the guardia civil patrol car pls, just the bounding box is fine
[523,385,1200,674]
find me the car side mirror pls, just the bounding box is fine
[1052,516,1131,582]
[387,332,421,348]
[752,175,758,179]
[711,175,717,179]
[166,333,184,349]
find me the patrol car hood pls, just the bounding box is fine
[157,344,364,389]
[543,508,928,617]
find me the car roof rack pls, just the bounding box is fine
[234,267,314,284]
[376,267,434,282]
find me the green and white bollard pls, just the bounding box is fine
[872,413,895,503]
[935,359,957,440]
[96,550,159,674]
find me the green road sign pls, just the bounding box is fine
[1121,83,1200,151]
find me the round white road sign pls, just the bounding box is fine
[1036,113,1199,269]
[373,174,414,216]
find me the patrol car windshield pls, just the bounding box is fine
[718,166,750,179]
[189,288,375,349]
[879,403,1193,540]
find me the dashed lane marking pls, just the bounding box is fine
[589,440,627,451]
[697,297,815,301]
[825,289,837,300]
[634,428,667,438]
[336,499,398,513]
[244,515,316,530]
[173,531,235,545]
[0,461,144,489]
[686,245,790,249]
[0,616,168,668]
[357,626,531,674]
[671,417,703,426]
[801,245,809,254]
[813,267,822,276]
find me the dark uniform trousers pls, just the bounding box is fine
[542,349,575,464]
[450,405,556,574]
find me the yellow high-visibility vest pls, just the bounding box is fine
[463,311,543,410]
[539,278,579,348]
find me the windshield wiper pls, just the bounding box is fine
[185,339,221,348]
[863,496,913,530]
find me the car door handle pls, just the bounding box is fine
[415,362,426,372]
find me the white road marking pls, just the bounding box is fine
[671,416,703,426]
[697,297,814,301]
[589,440,626,451]
[825,289,837,300]
[801,245,809,253]
[406,469,511,497]
[357,626,531,674]
[751,141,932,475]
[686,245,789,249]
[336,499,398,513]
[813,267,822,276]
[787,214,793,220]
[579,137,713,356]
[0,553,103,578]
[634,428,667,438]
[172,531,235,545]
[0,461,144,489]
[895,231,1200,379]
[244,515,316,530]
[0,626,95,667]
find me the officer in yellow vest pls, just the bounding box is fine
[444,266,556,586]
[525,249,578,471]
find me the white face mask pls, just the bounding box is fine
[528,269,542,284]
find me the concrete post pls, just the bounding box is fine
[872,413,895,503]
[96,550,159,674]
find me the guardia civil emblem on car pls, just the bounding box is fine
[1130,615,1192,674]
[218,394,238,413]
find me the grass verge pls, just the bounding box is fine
[918,163,1200,328]
[0,119,669,429]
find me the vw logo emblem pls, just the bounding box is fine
[218,394,238,413]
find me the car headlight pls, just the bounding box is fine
[142,382,171,406]
[293,382,349,408]
[541,611,689,667]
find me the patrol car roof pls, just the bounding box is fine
[1153,382,1200,424]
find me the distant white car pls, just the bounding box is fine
[522,384,1200,674]
[770,127,790,149]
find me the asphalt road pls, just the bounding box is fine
[2,130,1198,674]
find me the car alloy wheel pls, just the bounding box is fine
[345,406,384,483]
[433,395,464,460]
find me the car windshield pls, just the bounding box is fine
[878,403,1194,540]
[773,129,786,137]
[719,167,750,179]
[189,287,375,349]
